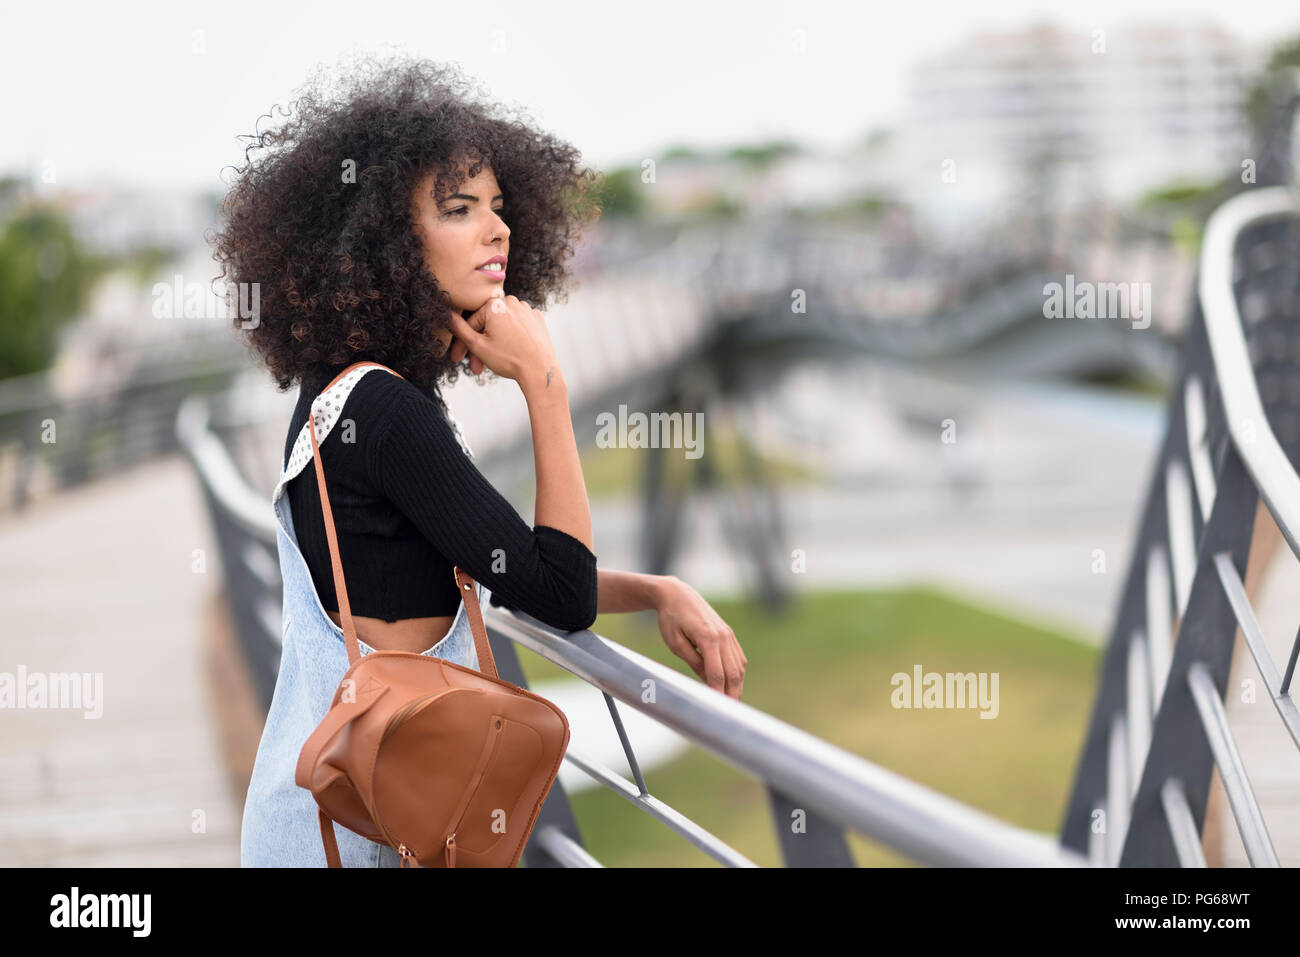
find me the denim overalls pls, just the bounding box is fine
[240,364,484,867]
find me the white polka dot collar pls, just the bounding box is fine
[272,364,475,503]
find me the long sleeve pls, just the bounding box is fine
[367,387,599,632]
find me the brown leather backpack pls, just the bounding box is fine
[293,361,570,867]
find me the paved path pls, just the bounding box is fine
[0,455,240,866]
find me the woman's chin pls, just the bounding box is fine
[462,292,503,314]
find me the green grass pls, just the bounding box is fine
[514,585,1100,867]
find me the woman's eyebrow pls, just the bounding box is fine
[442,192,504,203]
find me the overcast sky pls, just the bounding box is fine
[4,0,1299,194]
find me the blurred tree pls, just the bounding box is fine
[592,165,648,219]
[0,186,100,380]
[1139,180,1222,206]
[1242,33,1300,188]
[661,143,706,162]
[1244,33,1300,131]
[688,192,744,220]
[126,243,176,285]
[863,128,891,149]
[723,139,800,169]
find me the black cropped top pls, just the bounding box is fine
[283,368,598,632]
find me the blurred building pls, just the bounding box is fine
[899,21,1262,231]
[40,180,220,257]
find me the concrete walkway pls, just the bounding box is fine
[0,454,240,866]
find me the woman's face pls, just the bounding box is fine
[410,163,510,316]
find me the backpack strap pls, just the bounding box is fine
[454,565,498,680]
[299,362,403,665]
[318,809,343,868]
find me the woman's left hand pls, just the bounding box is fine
[448,323,486,375]
[449,296,514,376]
[653,577,746,700]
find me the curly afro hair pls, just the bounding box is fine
[209,52,602,405]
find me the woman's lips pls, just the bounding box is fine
[475,264,506,281]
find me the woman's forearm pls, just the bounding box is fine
[597,567,672,614]
[520,364,593,552]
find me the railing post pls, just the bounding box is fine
[766,784,855,867]
[1120,441,1258,865]
[1059,371,1180,853]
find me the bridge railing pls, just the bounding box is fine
[1061,185,1300,866]
[0,336,247,515]
[177,383,1090,868]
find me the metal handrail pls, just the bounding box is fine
[488,609,1088,868]
[176,396,281,538]
[0,339,247,513]
[1199,188,1300,556]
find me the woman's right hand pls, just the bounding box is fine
[446,294,560,389]
[651,576,747,700]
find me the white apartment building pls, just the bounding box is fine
[897,21,1264,232]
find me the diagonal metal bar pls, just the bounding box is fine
[1212,551,1300,749]
[560,744,758,867]
[1146,547,1174,712]
[1106,713,1130,867]
[1159,778,1208,867]
[1186,661,1279,867]
[531,827,604,868]
[1284,622,1300,697]
[1166,459,1198,617]
[1184,377,1217,522]
[602,691,649,796]
[1126,630,1152,797]
[1088,799,1107,867]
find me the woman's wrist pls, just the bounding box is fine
[596,568,678,614]
[523,359,591,550]
[648,573,678,609]
[519,362,566,400]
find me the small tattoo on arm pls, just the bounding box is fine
[545,366,555,387]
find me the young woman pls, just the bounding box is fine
[211,55,746,866]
